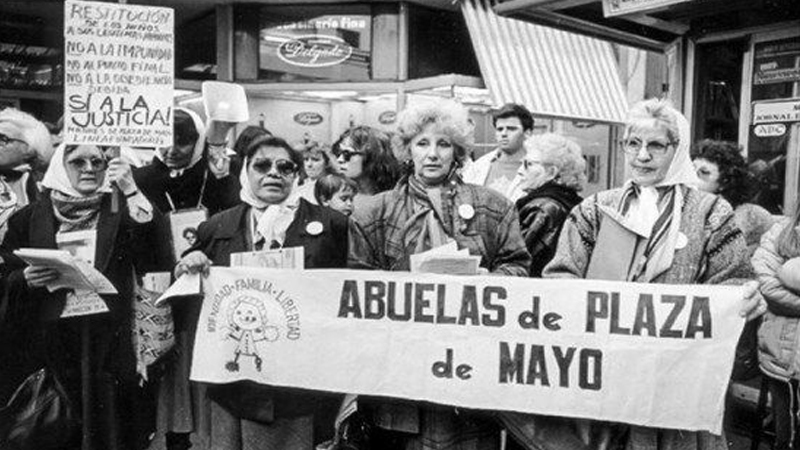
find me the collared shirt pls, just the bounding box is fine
[461,148,525,201]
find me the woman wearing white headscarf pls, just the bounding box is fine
[174,135,348,450]
[135,108,244,450]
[134,107,241,216]
[0,143,168,449]
[535,98,764,450]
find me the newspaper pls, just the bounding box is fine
[14,248,117,294]
[410,242,480,275]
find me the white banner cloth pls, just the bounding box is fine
[166,267,746,434]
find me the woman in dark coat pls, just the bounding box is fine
[175,135,348,450]
[0,143,168,450]
[133,107,241,217]
[134,107,243,450]
[515,133,585,277]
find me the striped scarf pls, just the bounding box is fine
[50,189,103,232]
[618,182,683,282]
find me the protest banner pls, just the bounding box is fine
[63,0,174,147]
[163,267,746,434]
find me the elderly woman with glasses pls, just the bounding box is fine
[348,100,530,450]
[175,135,348,450]
[536,98,764,450]
[515,133,585,277]
[0,143,168,449]
[332,125,401,209]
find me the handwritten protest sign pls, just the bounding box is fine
[63,0,174,147]
[165,267,745,434]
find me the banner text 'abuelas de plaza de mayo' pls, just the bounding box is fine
[171,267,746,434]
[63,0,174,147]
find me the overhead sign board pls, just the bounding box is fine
[602,0,692,18]
[752,100,800,125]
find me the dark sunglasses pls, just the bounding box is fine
[250,158,298,176]
[0,133,26,146]
[333,147,364,162]
[67,157,108,171]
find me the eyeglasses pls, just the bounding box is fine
[0,133,26,146]
[333,147,364,162]
[67,157,108,171]
[250,158,298,176]
[621,138,675,157]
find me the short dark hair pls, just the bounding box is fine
[314,173,358,204]
[174,109,199,147]
[492,103,534,131]
[244,135,303,171]
[691,139,753,208]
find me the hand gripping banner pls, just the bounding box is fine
[161,267,746,434]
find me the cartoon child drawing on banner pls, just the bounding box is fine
[225,295,278,372]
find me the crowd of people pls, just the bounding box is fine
[0,96,783,450]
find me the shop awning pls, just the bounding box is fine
[461,0,628,123]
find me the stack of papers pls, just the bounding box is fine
[409,242,480,275]
[14,248,117,294]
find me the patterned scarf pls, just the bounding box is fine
[405,174,457,254]
[50,189,103,232]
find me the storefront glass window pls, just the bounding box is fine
[259,5,372,82]
[748,35,800,214]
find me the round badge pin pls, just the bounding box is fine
[306,221,323,235]
[676,232,688,250]
[458,204,475,220]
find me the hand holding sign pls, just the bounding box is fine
[175,250,212,278]
[105,153,138,196]
[740,280,766,321]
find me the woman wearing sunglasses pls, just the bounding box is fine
[174,135,348,450]
[348,100,530,450]
[515,133,585,277]
[332,125,401,210]
[0,143,168,449]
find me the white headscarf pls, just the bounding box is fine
[155,107,206,178]
[41,143,112,198]
[619,100,696,281]
[239,155,299,247]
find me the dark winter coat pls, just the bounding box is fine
[133,154,242,216]
[0,193,170,450]
[515,182,582,277]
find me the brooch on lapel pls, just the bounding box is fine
[306,221,324,236]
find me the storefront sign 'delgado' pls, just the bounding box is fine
[278,35,353,68]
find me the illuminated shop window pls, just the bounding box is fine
[259,5,373,82]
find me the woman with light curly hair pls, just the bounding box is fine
[515,133,585,277]
[0,108,53,241]
[348,99,530,449]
